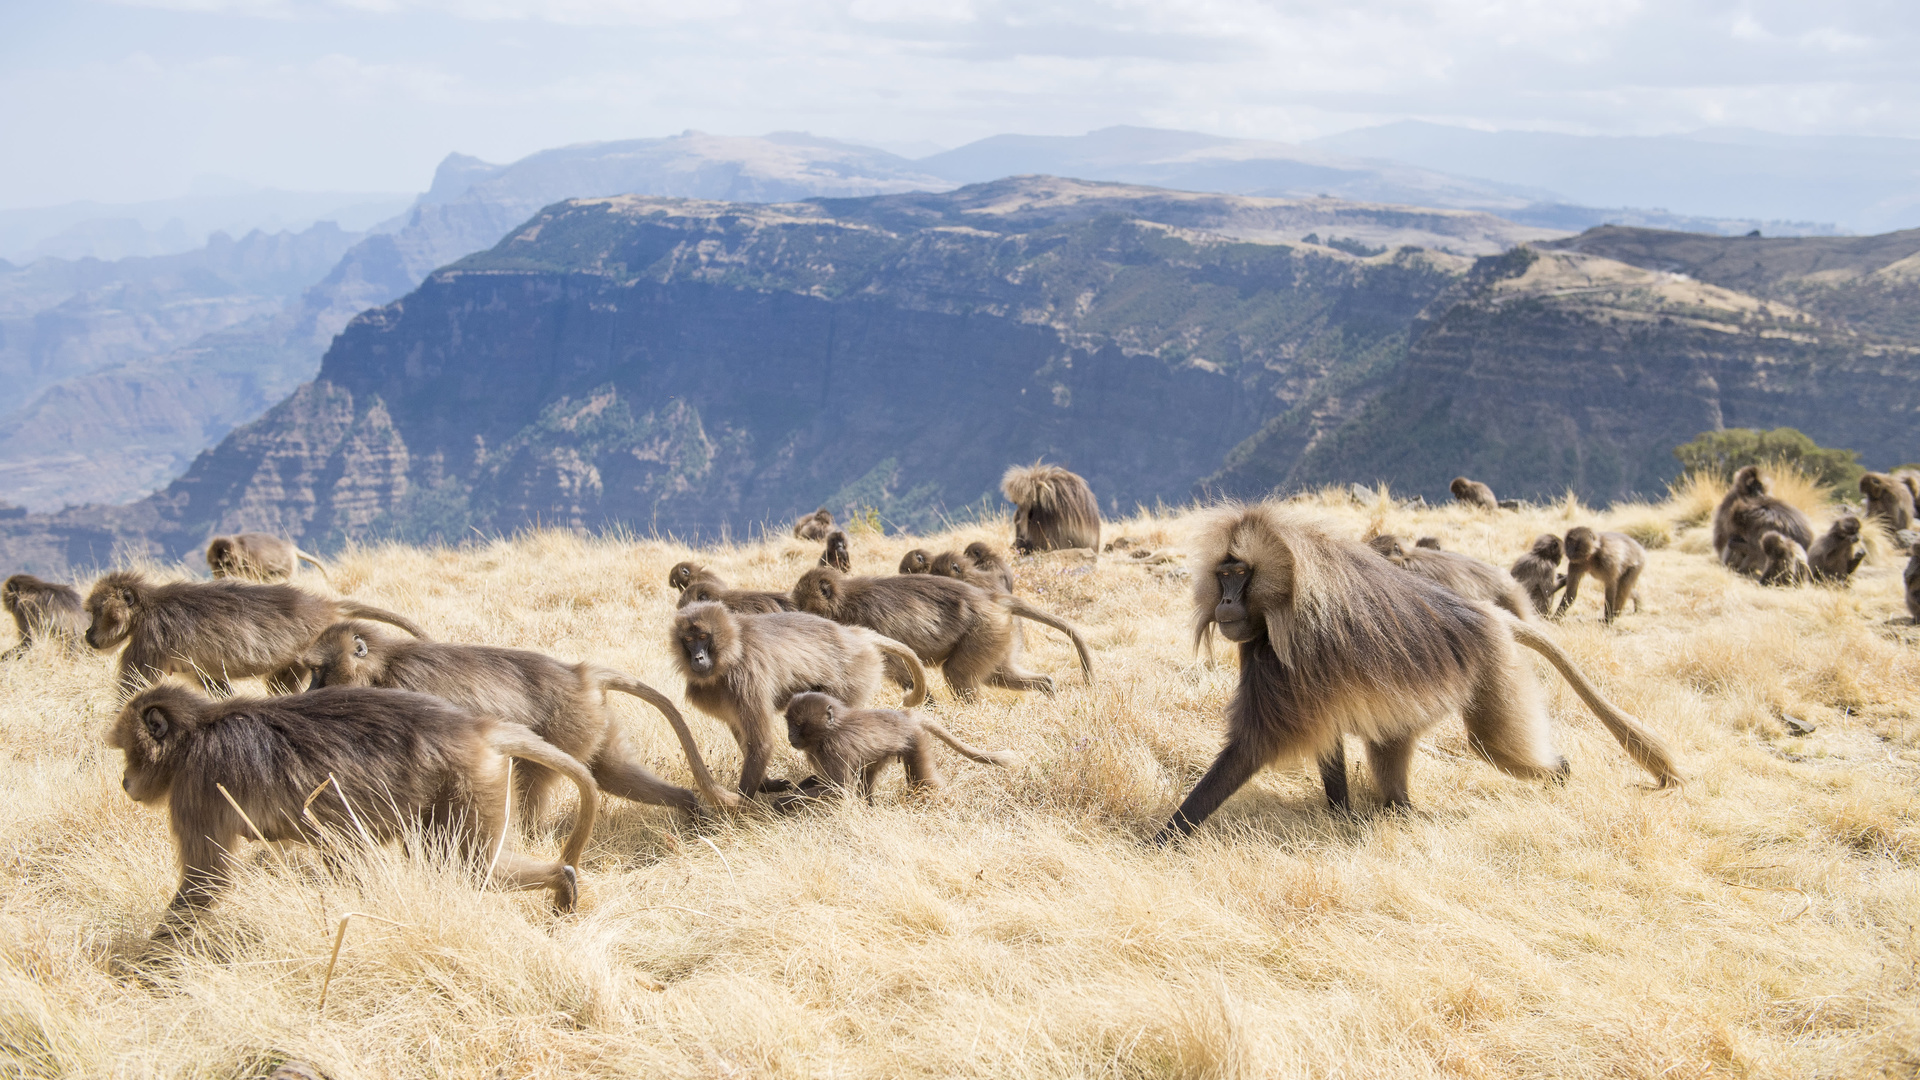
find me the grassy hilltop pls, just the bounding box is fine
[1,487,1917,1078]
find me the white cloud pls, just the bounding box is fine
[5,0,1917,205]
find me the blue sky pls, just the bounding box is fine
[4,0,1917,207]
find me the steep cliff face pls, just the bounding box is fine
[1231,243,1920,502]
[220,181,1470,545]
[13,188,1919,577]
[0,179,1468,570]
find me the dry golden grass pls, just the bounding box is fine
[3,491,1919,1079]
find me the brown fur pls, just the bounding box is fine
[205,533,328,583]
[963,542,1017,593]
[1508,534,1566,617]
[667,561,702,591]
[790,566,1092,700]
[933,545,1028,669]
[84,571,426,698]
[671,602,928,799]
[1414,537,1442,550]
[674,570,796,614]
[1449,477,1498,509]
[1002,462,1101,553]
[2,573,87,659]
[781,691,1013,800]
[1859,473,1915,534]
[1367,534,1533,620]
[1759,530,1813,586]
[1714,466,1814,574]
[898,549,932,574]
[1556,527,1646,622]
[819,530,851,573]
[1158,503,1679,840]
[793,508,835,541]
[1905,544,1920,622]
[305,621,742,813]
[109,682,597,935]
[1807,515,1866,583]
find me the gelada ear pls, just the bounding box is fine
[143,707,169,742]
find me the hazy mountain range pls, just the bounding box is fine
[5,176,1918,576]
[1,121,1916,518]
[0,189,414,265]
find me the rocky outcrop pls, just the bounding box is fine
[1232,242,1920,502]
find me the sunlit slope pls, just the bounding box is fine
[1,491,1916,1077]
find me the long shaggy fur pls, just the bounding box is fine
[1366,535,1533,620]
[1449,477,1498,509]
[792,566,1092,698]
[675,570,796,614]
[1714,467,1813,574]
[1807,515,1865,583]
[109,682,597,930]
[1860,473,1916,534]
[671,602,928,798]
[1002,462,1101,552]
[1759,531,1813,586]
[1556,527,1646,622]
[84,570,425,697]
[1508,534,1565,617]
[2,574,87,659]
[306,620,740,812]
[1164,503,1678,838]
[206,532,328,583]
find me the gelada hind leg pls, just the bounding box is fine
[1462,639,1568,782]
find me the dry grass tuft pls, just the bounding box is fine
[2,497,1918,1078]
[1758,459,1836,521]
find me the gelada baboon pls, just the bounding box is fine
[898,549,932,574]
[962,541,1017,592]
[1157,504,1680,840]
[1002,462,1101,553]
[84,570,426,697]
[1449,477,1499,509]
[781,691,1012,800]
[675,570,795,614]
[1905,544,1920,621]
[1508,535,1566,617]
[793,508,835,541]
[1713,466,1813,574]
[1859,473,1917,534]
[1759,531,1813,586]
[205,532,328,583]
[667,561,702,591]
[928,543,1016,593]
[1556,527,1645,622]
[931,541,1030,670]
[306,621,741,813]
[111,683,598,934]
[791,566,1092,699]
[1366,534,1532,620]
[672,602,928,798]
[1807,515,1866,583]
[820,530,851,572]
[2,574,87,659]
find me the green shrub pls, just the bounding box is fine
[1672,428,1864,493]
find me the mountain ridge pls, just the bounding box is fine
[5,180,1919,577]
